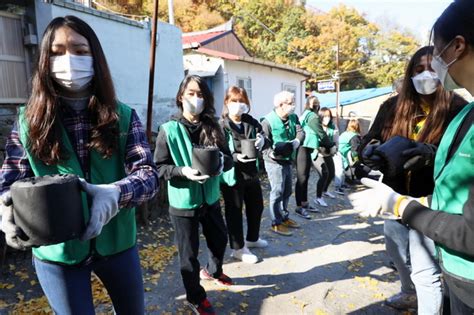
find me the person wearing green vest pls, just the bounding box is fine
[338,118,372,182]
[261,91,305,236]
[0,16,159,314]
[338,119,362,171]
[351,2,474,312]
[219,86,270,264]
[314,107,338,207]
[154,75,233,315]
[295,96,334,217]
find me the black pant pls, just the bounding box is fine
[170,203,228,304]
[313,154,329,198]
[221,177,264,250]
[295,146,312,206]
[449,287,474,314]
[323,156,335,192]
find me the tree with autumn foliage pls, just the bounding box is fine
[95,0,419,90]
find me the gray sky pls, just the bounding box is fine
[306,0,453,42]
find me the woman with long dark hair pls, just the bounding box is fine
[0,16,159,314]
[358,45,466,313]
[154,75,233,315]
[220,86,270,264]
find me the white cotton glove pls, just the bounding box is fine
[181,166,210,184]
[348,178,401,218]
[291,139,300,151]
[0,192,29,250]
[255,133,265,151]
[237,154,257,163]
[79,179,121,241]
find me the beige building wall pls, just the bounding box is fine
[330,93,395,136]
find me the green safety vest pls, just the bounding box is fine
[300,110,320,149]
[338,131,358,169]
[161,121,220,209]
[220,129,238,187]
[18,102,136,265]
[264,110,298,160]
[431,102,474,280]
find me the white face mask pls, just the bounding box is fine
[183,96,204,115]
[323,117,331,126]
[227,102,248,116]
[50,55,94,91]
[411,70,439,95]
[431,40,460,91]
[284,104,296,115]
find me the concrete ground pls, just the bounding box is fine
[0,170,407,314]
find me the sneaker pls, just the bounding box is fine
[385,292,417,310]
[187,298,216,315]
[334,188,345,195]
[231,247,258,264]
[323,191,336,199]
[282,218,300,228]
[245,238,268,248]
[314,197,328,207]
[200,269,233,285]
[271,224,292,236]
[303,204,320,213]
[295,207,311,220]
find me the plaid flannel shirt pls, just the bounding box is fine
[0,106,159,209]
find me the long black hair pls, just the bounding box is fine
[433,0,474,47]
[382,46,454,144]
[176,75,224,147]
[305,96,320,112]
[26,15,118,164]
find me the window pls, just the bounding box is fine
[237,77,252,100]
[282,83,297,96]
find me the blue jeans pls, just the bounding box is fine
[385,220,443,314]
[409,229,442,315]
[265,162,292,225]
[34,245,144,315]
[384,220,414,294]
[333,152,345,189]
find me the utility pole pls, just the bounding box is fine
[146,0,159,143]
[168,0,174,25]
[335,41,340,127]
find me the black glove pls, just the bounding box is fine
[361,140,383,170]
[273,142,294,158]
[402,142,437,171]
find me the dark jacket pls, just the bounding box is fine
[359,94,467,196]
[219,114,270,181]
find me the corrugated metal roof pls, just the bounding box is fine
[312,86,393,108]
[182,31,226,46]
